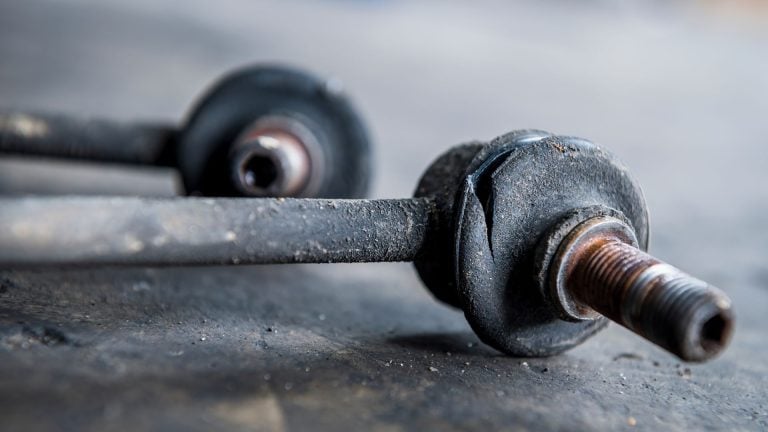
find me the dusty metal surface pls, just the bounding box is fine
[0,197,431,266]
[0,110,175,165]
[448,132,648,357]
[0,0,767,431]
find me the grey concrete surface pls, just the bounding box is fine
[0,0,766,430]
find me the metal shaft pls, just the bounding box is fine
[0,196,432,267]
[569,238,734,362]
[0,111,175,165]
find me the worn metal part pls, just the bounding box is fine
[544,214,734,361]
[413,140,488,306]
[229,115,324,197]
[452,133,648,357]
[412,132,649,357]
[536,205,638,321]
[0,66,372,199]
[0,197,431,267]
[0,130,734,362]
[0,110,175,165]
[178,65,372,198]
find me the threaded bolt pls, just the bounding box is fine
[547,215,734,362]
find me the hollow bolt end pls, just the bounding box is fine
[547,215,734,362]
[229,130,311,197]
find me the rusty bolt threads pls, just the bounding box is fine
[552,216,734,362]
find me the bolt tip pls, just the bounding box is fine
[680,299,734,362]
[545,213,736,363]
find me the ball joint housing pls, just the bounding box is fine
[415,130,733,360]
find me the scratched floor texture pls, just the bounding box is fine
[0,1,767,431]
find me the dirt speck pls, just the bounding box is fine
[613,352,644,361]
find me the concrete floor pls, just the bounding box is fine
[0,1,766,430]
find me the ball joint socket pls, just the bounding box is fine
[544,213,734,362]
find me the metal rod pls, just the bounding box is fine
[571,239,733,362]
[0,111,175,165]
[0,196,432,267]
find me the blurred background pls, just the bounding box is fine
[0,1,767,430]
